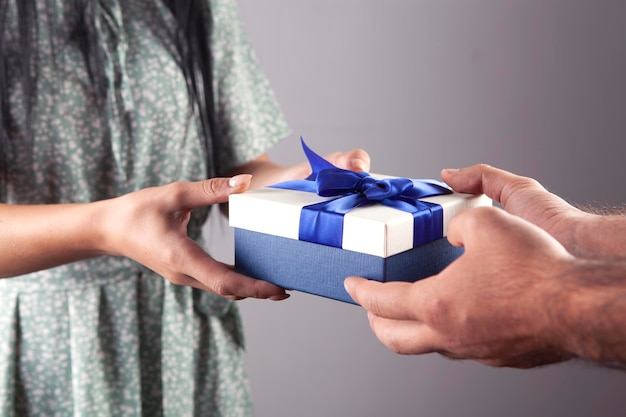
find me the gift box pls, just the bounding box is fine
[229,140,491,304]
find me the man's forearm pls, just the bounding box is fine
[574,214,626,260]
[559,259,626,365]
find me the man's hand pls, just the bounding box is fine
[345,207,578,368]
[345,164,626,368]
[441,164,625,260]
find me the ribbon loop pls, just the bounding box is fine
[361,177,414,201]
[316,169,367,197]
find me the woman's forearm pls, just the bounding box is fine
[0,202,107,277]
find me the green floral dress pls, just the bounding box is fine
[0,0,289,416]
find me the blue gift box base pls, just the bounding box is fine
[234,229,464,304]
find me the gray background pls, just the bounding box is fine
[206,1,626,416]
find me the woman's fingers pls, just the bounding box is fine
[167,236,289,300]
[169,174,252,211]
[325,149,371,172]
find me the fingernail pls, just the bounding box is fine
[343,278,353,293]
[442,168,459,175]
[228,174,252,188]
[351,158,367,171]
[269,293,290,301]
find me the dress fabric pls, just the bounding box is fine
[0,0,289,415]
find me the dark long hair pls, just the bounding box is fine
[0,0,218,196]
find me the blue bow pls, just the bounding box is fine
[270,139,452,249]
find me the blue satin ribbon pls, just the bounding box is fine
[270,139,453,249]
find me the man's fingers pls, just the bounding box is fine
[447,206,534,253]
[367,314,441,355]
[344,277,442,354]
[446,206,512,249]
[344,277,431,321]
[447,205,569,261]
[171,174,252,210]
[445,206,488,249]
[441,164,545,207]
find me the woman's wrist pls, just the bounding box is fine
[80,199,116,257]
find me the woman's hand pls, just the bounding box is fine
[96,175,289,300]
[0,175,288,301]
